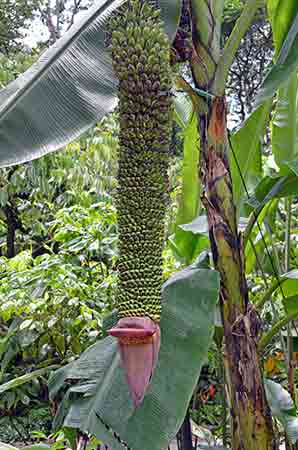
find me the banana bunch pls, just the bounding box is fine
[108,0,172,407]
[111,0,172,323]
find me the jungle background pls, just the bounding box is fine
[0,0,297,449]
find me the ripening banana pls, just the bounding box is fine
[108,0,172,407]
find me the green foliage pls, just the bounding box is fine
[171,113,203,264]
[0,407,52,444]
[0,200,118,366]
[267,0,297,55]
[0,0,40,54]
[0,118,120,443]
[1,0,298,448]
[230,101,272,207]
[268,1,298,174]
[265,379,298,444]
[0,53,37,89]
[255,12,298,106]
[0,116,118,255]
[49,267,219,450]
[0,198,118,439]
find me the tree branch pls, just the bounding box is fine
[67,0,82,31]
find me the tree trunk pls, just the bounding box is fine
[185,0,277,446]
[197,97,276,450]
[177,409,193,450]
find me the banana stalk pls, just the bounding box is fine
[189,0,276,448]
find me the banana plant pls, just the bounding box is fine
[2,0,298,449]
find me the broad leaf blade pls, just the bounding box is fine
[267,0,297,55]
[236,1,298,197]
[49,267,219,450]
[171,114,202,264]
[283,295,298,315]
[0,0,122,167]
[247,174,298,209]
[160,0,182,43]
[265,379,298,444]
[280,270,298,298]
[267,1,298,172]
[271,68,298,174]
[230,101,271,206]
[286,160,298,175]
[255,13,298,106]
[0,0,181,167]
[173,92,193,130]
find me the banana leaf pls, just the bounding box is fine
[271,73,298,172]
[0,0,181,167]
[49,267,219,450]
[230,100,272,207]
[255,12,298,106]
[265,379,298,444]
[171,113,203,264]
[268,0,298,173]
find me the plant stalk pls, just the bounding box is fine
[214,0,263,94]
[197,96,275,450]
[190,1,276,447]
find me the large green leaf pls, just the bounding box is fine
[230,101,271,207]
[267,0,298,55]
[280,270,298,298]
[243,174,290,256]
[171,113,202,264]
[49,267,219,450]
[175,113,200,223]
[271,60,298,172]
[256,269,298,310]
[247,174,298,209]
[0,0,181,167]
[266,2,298,172]
[234,2,298,198]
[244,200,277,274]
[283,295,298,315]
[255,12,298,106]
[265,379,298,444]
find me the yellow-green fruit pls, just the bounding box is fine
[111,0,172,322]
